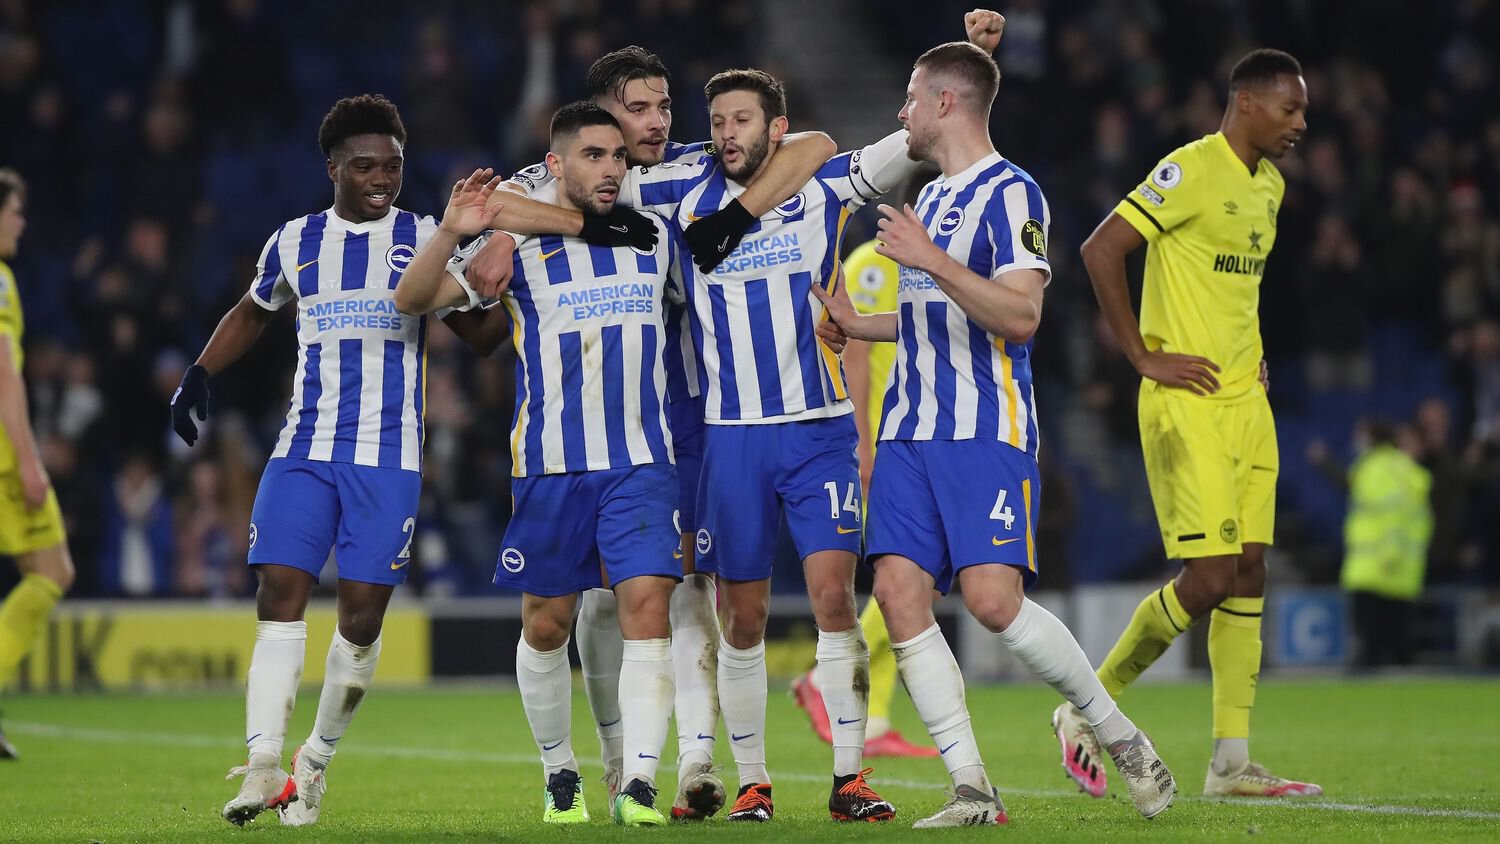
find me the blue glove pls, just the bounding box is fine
[171,364,210,446]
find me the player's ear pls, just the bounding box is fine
[1235,86,1255,115]
[769,115,789,143]
[326,157,337,183]
[545,151,563,180]
[938,88,955,117]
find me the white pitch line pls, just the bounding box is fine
[11,721,1500,821]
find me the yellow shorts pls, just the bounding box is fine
[0,471,67,556]
[1137,381,1278,560]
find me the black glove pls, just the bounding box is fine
[171,364,210,446]
[579,205,659,251]
[683,199,755,273]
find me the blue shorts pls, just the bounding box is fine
[496,463,682,596]
[248,457,420,586]
[865,439,1040,594]
[696,414,861,581]
[667,394,705,534]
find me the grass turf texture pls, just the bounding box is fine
[2,678,1497,841]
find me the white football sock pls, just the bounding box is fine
[577,588,624,770]
[620,638,674,788]
[1212,738,1250,775]
[245,620,306,768]
[815,625,870,777]
[997,598,1135,746]
[670,574,720,776]
[893,624,989,792]
[717,636,769,787]
[300,629,381,769]
[517,637,575,778]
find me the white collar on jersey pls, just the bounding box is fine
[938,151,1005,191]
[324,205,399,233]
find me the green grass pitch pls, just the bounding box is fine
[2,678,1497,841]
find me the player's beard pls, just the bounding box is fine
[565,177,619,216]
[906,125,936,162]
[721,132,770,183]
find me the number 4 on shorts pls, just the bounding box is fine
[989,489,1015,530]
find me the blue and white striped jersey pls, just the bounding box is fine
[512,177,699,406]
[447,212,684,478]
[623,133,916,424]
[250,206,438,473]
[877,152,1051,455]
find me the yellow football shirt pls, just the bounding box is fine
[0,259,23,473]
[1114,132,1284,401]
[843,240,899,434]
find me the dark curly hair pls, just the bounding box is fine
[317,94,407,158]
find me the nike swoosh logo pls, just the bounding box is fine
[687,213,702,222]
[598,718,621,728]
[991,537,1021,547]
[391,558,409,570]
[940,741,960,755]
[1078,696,1095,711]
[542,740,565,751]
[837,717,862,725]
[836,526,860,535]
[731,732,755,742]
[246,733,262,745]
[539,247,565,261]
[717,235,730,251]
[696,733,715,741]
[295,259,318,272]
[610,224,630,233]
[318,735,341,744]
[637,753,658,759]
[672,549,684,560]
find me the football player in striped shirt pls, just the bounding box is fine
[619,70,924,825]
[170,95,639,828]
[814,42,1176,826]
[468,45,836,822]
[394,103,685,827]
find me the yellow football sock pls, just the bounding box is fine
[0,574,64,684]
[859,599,897,728]
[1096,580,1192,698]
[1209,596,1263,739]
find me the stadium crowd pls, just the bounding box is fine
[0,0,1497,597]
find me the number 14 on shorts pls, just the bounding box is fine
[823,481,860,531]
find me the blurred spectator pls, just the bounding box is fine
[173,457,247,598]
[1311,418,1433,667]
[1301,213,1370,392]
[404,18,477,152]
[100,451,174,596]
[1414,397,1473,584]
